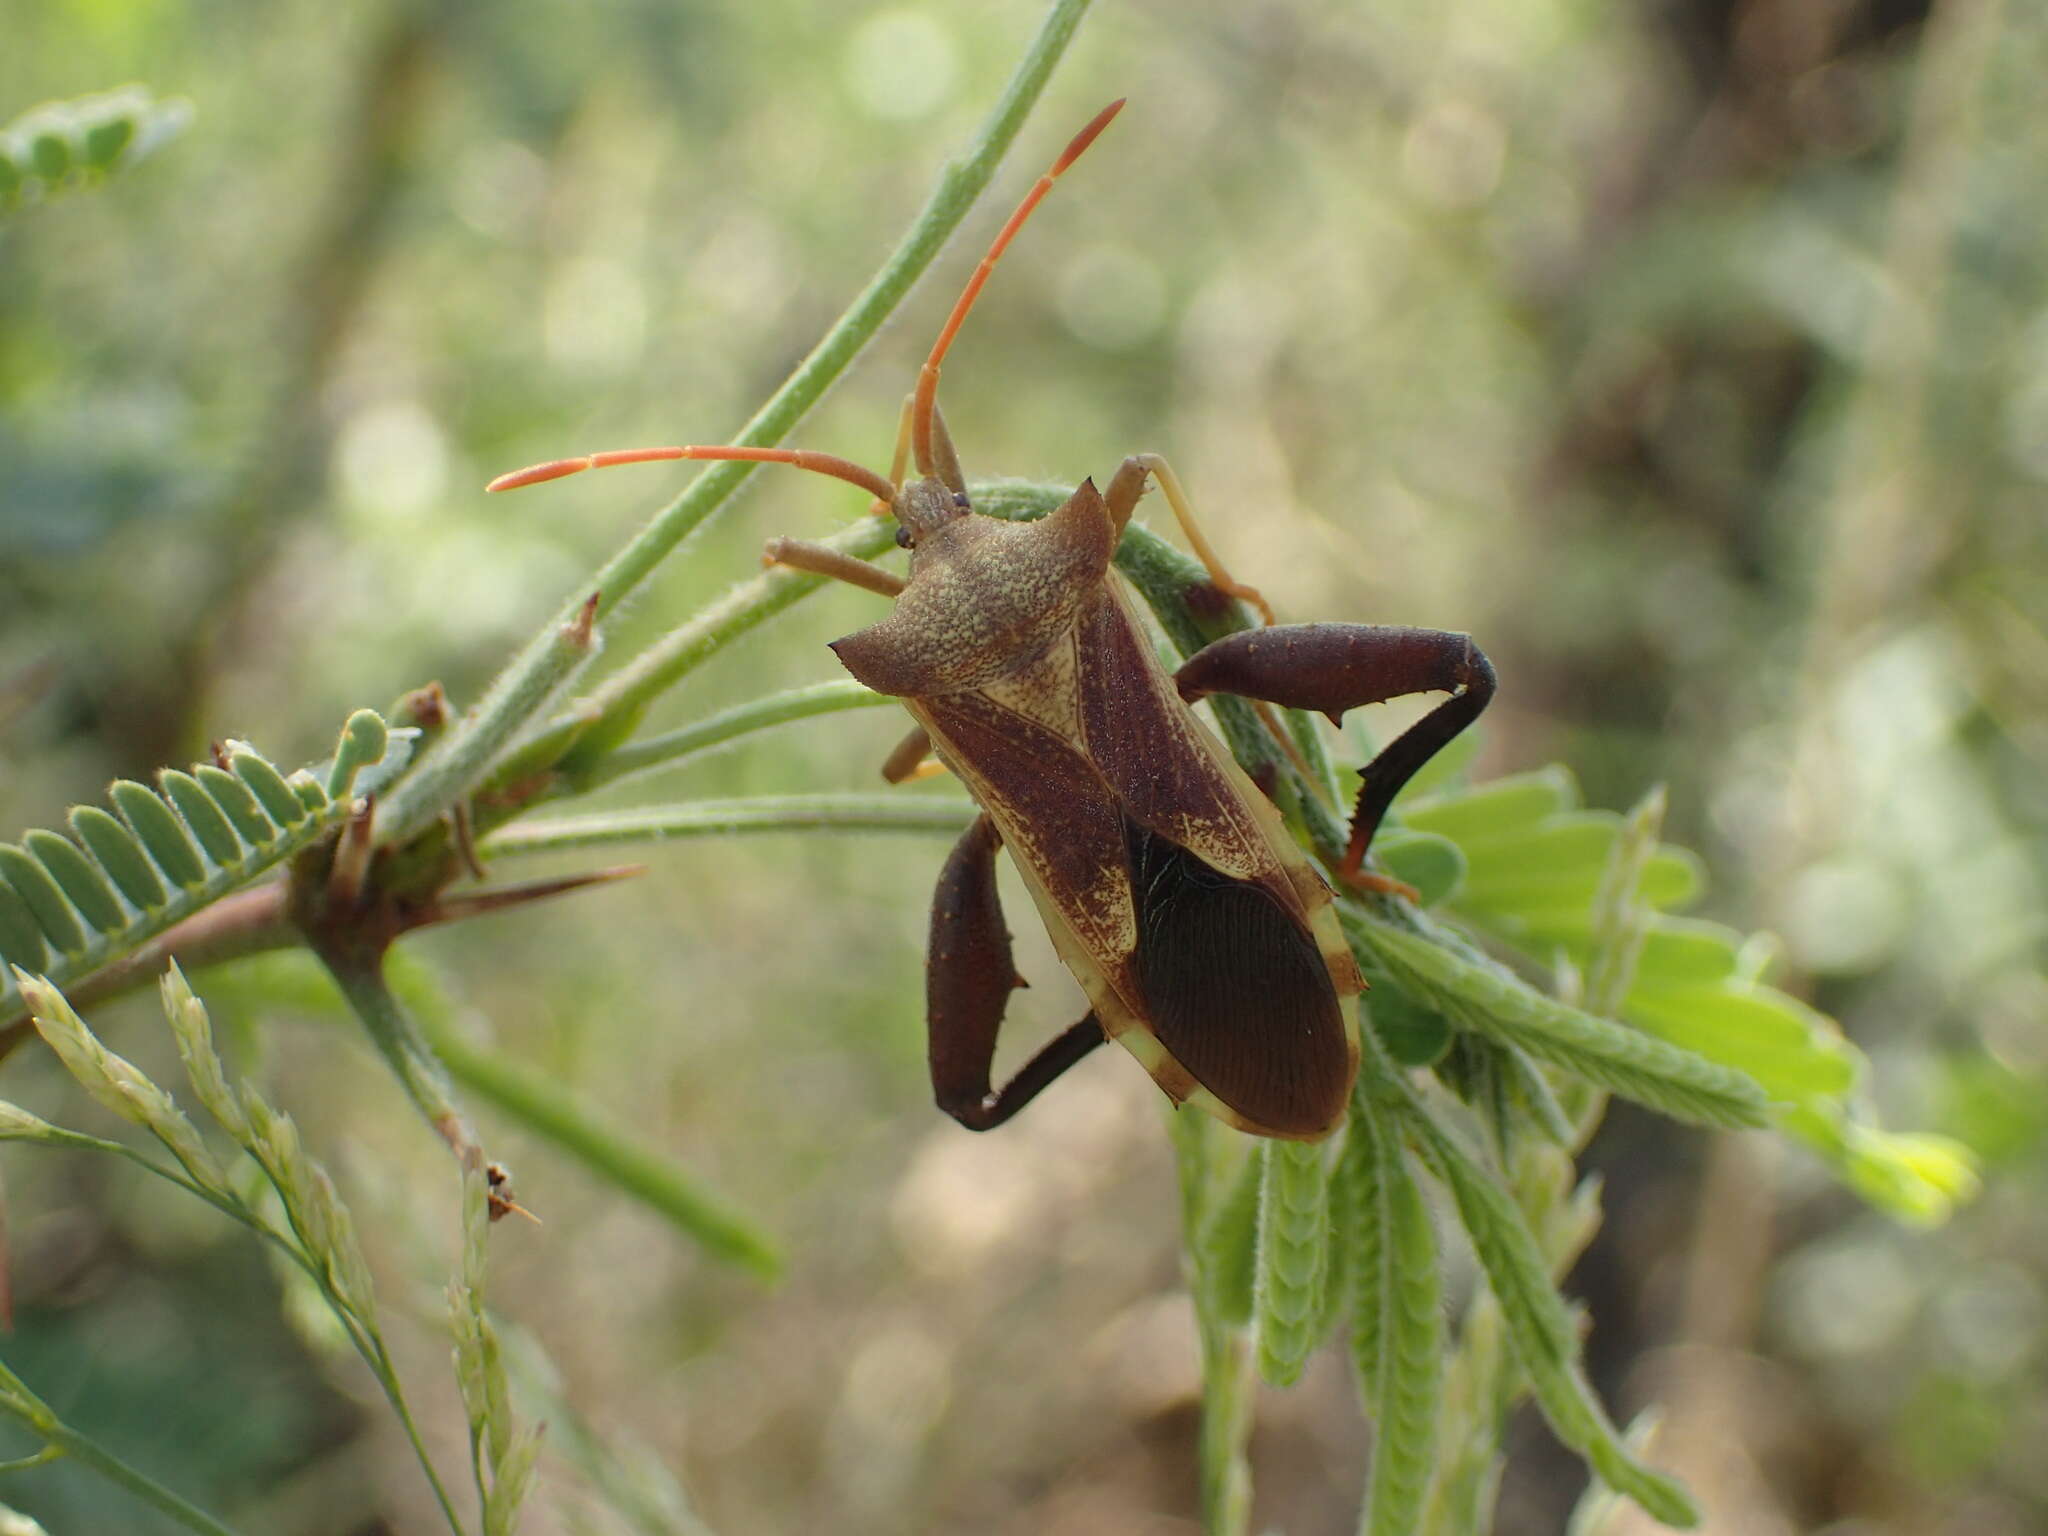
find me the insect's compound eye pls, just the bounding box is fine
[895,526,913,549]
[952,491,969,510]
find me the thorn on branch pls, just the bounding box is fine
[561,591,601,652]
[449,802,486,883]
[326,794,376,911]
[411,864,645,931]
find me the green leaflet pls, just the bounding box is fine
[1369,981,1454,1067]
[160,771,245,866]
[1632,917,1746,987]
[193,766,275,846]
[1626,983,1856,1098]
[27,827,126,931]
[1397,768,1575,845]
[0,881,47,971]
[1450,813,1705,916]
[1787,1104,1982,1227]
[1254,1138,1331,1387]
[0,844,86,956]
[230,749,309,827]
[326,709,390,799]
[73,805,167,910]
[1372,829,1468,909]
[112,780,208,889]
[1361,1115,1444,1536]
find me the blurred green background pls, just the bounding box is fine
[2,0,2044,1531]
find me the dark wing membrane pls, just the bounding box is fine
[1125,819,1351,1137]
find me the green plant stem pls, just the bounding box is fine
[416,1006,782,1279]
[0,1366,241,1536]
[314,944,478,1161]
[1197,1324,1255,1536]
[570,680,893,793]
[1170,1111,1254,1536]
[558,519,900,771]
[376,0,1097,845]
[373,593,602,852]
[479,794,976,857]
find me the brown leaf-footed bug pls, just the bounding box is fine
[490,102,1495,1140]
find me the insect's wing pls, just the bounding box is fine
[1120,818,1354,1137]
[1074,585,1360,1137]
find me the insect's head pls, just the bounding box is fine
[891,476,973,552]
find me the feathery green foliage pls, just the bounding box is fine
[0,713,404,1028]
[1348,1111,1444,1536]
[1254,1138,1332,1386]
[4,970,461,1533]
[0,86,190,214]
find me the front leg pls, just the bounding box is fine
[929,813,1105,1129]
[761,536,904,597]
[1176,624,1496,882]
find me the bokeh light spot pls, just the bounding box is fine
[1782,855,1912,974]
[333,399,448,526]
[544,254,648,376]
[450,138,548,240]
[1400,97,1506,210]
[1057,242,1167,353]
[844,10,960,123]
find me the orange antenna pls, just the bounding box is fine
[487,444,895,503]
[911,98,1125,476]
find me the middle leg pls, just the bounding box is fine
[1102,453,1276,625]
[880,726,949,783]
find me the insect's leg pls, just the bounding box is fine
[760,536,905,597]
[1177,624,1496,884]
[1100,454,1315,785]
[929,813,1106,1130]
[881,726,949,783]
[1102,454,1276,625]
[926,402,968,496]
